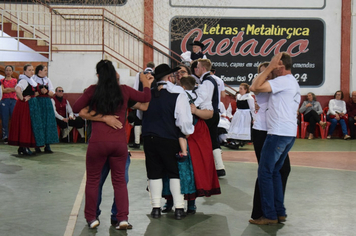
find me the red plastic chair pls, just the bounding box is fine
[324,107,348,138]
[300,113,325,139]
[72,127,79,143]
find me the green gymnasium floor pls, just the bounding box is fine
[0,138,355,236]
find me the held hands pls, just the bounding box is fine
[190,103,197,114]
[41,87,48,94]
[103,115,122,129]
[63,118,69,123]
[335,114,340,120]
[140,72,154,88]
[306,103,312,108]
[255,102,260,112]
[23,95,31,102]
[268,52,284,71]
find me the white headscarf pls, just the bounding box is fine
[33,74,49,85]
[19,74,37,87]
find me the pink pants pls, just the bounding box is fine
[84,141,128,222]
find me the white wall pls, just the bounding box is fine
[48,52,136,93]
[48,53,101,93]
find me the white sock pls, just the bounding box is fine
[149,179,163,208]
[169,178,184,209]
[134,125,142,144]
[62,126,73,139]
[77,127,84,138]
[213,148,225,170]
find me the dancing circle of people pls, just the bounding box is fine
[2,41,356,230]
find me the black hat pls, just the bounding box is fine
[189,40,205,49]
[153,64,180,80]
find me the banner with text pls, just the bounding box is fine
[170,18,324,87]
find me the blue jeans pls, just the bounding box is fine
[258,135,295,220]
[1,98,16,139]
[96,152,131,221]
[327,116,348,136]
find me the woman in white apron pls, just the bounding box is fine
[226,83,255,148]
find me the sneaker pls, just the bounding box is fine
[116,221,133,230]
[3,138,8,144]
[249,216,278,225]
[344,134,351,140]
[111,218,118,227]
[327,135,331,139]
[278,215,287,223]
[87,219,100,229]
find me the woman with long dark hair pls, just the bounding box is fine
[72,60,153,230]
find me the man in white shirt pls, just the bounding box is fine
[129,62,155,148]
[52,87,85,140]
[194,59,226,177]
[250,52,300,225]
[210,66,226,102]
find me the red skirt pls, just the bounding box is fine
[8,100,37,147]
[188,119,221,197]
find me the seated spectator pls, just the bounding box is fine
[51,86,85,141]
[299,92,326,139]
[346,91,356,139]
[326,90,350,140]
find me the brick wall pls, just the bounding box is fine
[0,62,48,79]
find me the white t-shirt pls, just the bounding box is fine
[266,74,300,136]
[253,92,270,131]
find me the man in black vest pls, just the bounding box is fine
[194,59,226,177]
[142,64,194,220]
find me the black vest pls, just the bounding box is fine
[191,51,205,61]
[22,84,36,96]
[142,88,181,140]
[236,100,250,109]
[202,74,219,113]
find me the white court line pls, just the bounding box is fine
[64,171,86,236]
